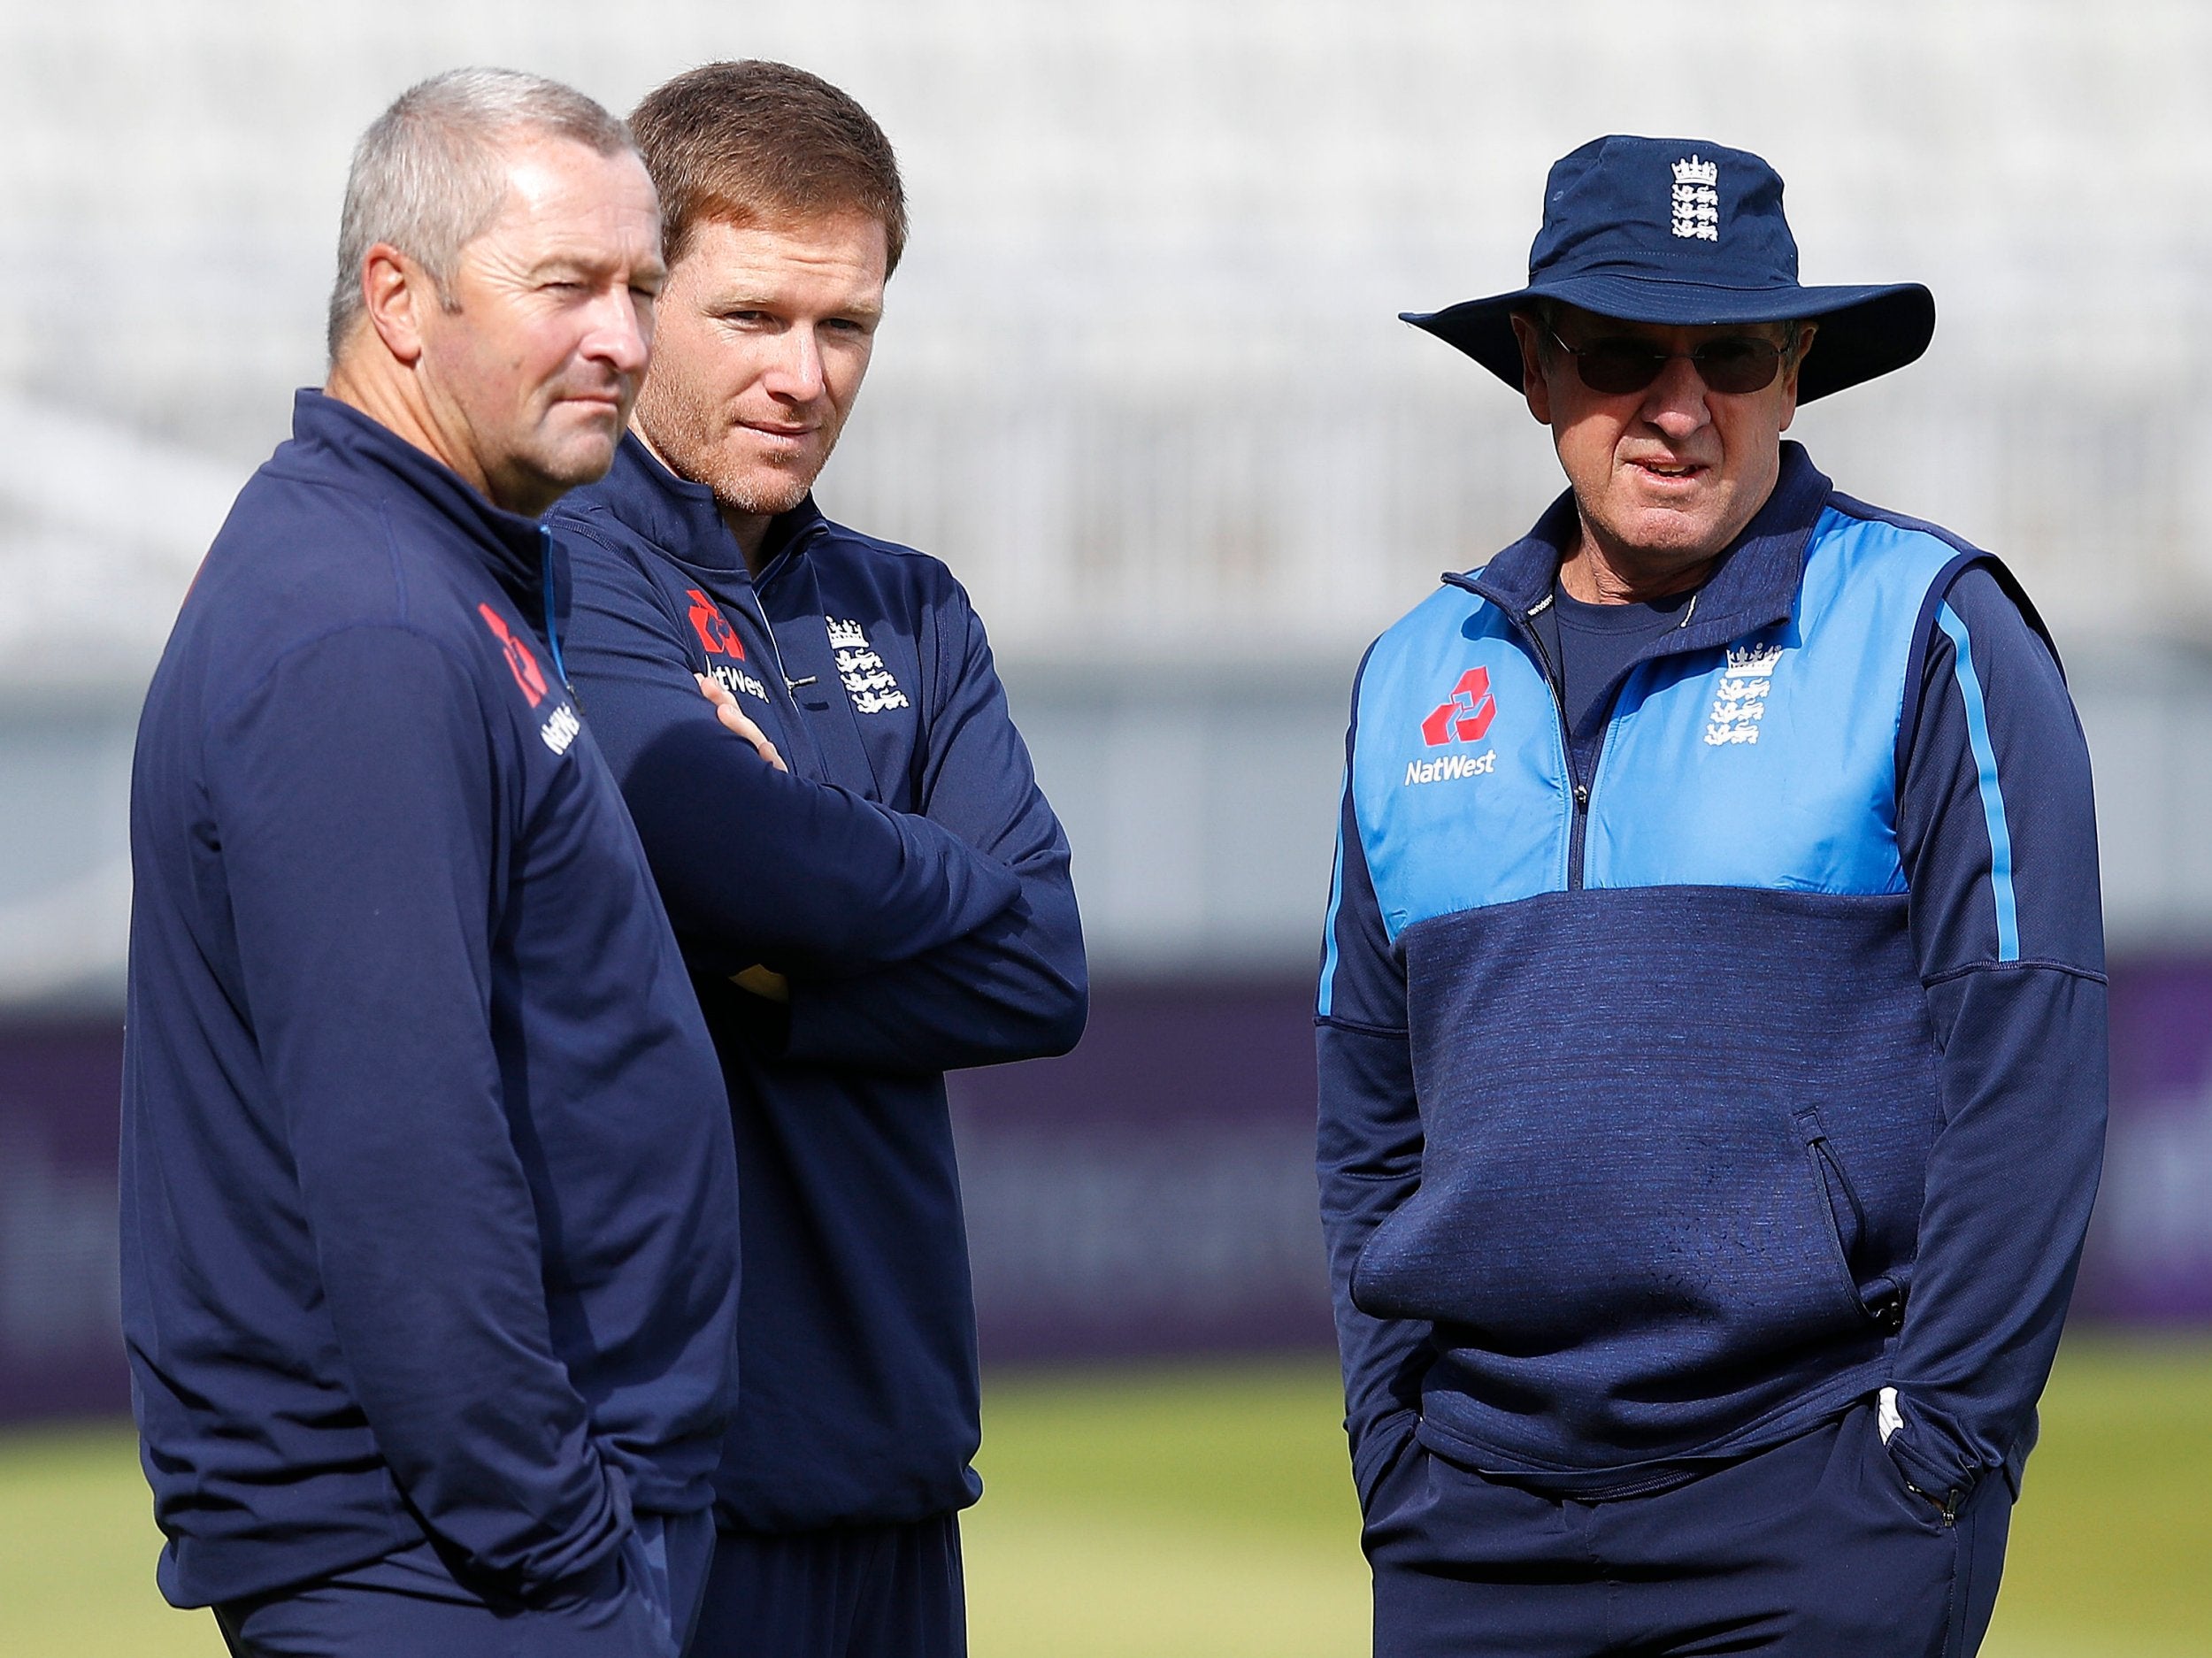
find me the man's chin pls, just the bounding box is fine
[494,436,623,514]
[1604,503,1737,563]
[549,434,625,488]
[713,465,819,522]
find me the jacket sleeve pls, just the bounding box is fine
[209,626,625,1600]
[1890,563,2108,1503]
[557,531,1022,979]
[778,584,1087,1073]
[1316,658,1432,1510]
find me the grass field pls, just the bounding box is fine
[3,1338,2206,1656]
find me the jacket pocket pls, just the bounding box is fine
[1792,1106,1901,1329]
[1358,1090,1888,1359]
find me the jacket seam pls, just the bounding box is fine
[200,620,488,741]
[1921,957,2106,988]
[1417,1358,1884,1483]
[1317,1014,1410,1037]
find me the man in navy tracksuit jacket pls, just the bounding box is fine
[126,73,759,1657]
[1319,138,2105,1656]
[547,63,1086,1658]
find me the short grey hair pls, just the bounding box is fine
[327,67,635,362]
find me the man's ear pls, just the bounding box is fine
[359,243,430,367]
[1509,311,1553,426]
[1777,321,1817,433]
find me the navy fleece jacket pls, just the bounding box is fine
[1318,445,2105,1511]
[549,436,1086,1531]
[123,392,741,1608]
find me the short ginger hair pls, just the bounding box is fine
[630,61,908,274]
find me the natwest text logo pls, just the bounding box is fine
[1420,666,1497,747]
[1406,750,1496,786]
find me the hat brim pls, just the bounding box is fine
[1401,277,1934,403]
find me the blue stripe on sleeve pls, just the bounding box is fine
[1317,804,1348,1017]
[1935,602,2020,962]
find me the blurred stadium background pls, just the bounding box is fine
[3,1,2208,1652]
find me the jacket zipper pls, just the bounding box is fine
[751,537,812,697]
[1509,596,1596,891]
[733,527,833,778]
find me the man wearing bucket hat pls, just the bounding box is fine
[1317,136,2105,1655]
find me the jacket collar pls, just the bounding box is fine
[290,388,546,593]
[580,432,828,580]
[1463,441,1834,652]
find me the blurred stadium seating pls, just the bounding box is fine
[4,2,2208,1646]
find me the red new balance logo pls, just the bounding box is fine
[1420,667,1496,747]
[686,589,745,659]
[479,603,548,708]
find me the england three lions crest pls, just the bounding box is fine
[1704,641,1780,746]
[1671,155,1720,242]
[826,617,911,716]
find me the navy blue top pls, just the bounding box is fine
[1318,444,2105,1509]
[1534,581,1698,747]
[549,437,1087,1531]
[123,392,741,1608]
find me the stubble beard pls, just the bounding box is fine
[635,371,841,520]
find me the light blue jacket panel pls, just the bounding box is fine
[1350,508,1967,938]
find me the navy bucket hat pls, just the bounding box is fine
[1403,135,1934,403]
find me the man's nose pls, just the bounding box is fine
[1639,354,1711,435]
[583,286,653,379]
[761,326,827,403]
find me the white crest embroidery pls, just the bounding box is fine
[1671,155,1720,242]
[1704,641,1780,746]
[825,617,911,715]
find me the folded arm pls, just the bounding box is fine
[778,590,1086,1072]
[559,535,1021,979]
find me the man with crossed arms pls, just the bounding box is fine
[553,60,1086,1658]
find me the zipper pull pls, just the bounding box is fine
[1573,783,1590,810]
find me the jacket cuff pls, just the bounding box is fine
[1350,1408,1422,1512]
[1883,1416,1979,1509]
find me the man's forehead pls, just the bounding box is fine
[678,208,887,268]
[669,211,889,313]
[468,138,662,261]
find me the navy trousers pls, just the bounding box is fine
[687,1514,965,1658]
[213,1511,716,1658]
[1366,1402,2012,1657]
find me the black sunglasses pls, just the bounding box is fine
[1544,325,1788,396]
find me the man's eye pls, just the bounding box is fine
[1698,340,1768,367]
[1585,342,1660,367]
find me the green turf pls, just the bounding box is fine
[4,1337,2206,1656]
[0,1422,227,1657]
[962,1341,2212,1658]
